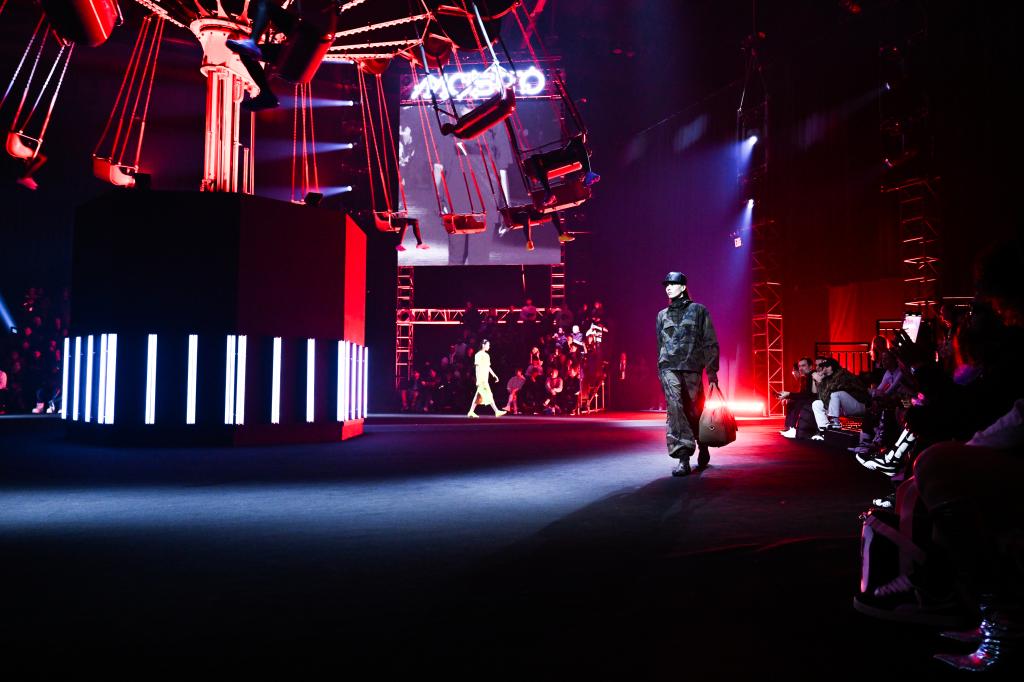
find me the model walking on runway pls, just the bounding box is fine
[468,339,507,418]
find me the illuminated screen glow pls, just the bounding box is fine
[396,99,564,266]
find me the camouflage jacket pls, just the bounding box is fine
[656,297,720,382]
[818,367,870,406]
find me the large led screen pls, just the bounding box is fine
[395,99,565,266]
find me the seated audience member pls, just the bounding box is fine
[0,366,8,413]
[399,370,420,411]
[561,366,581,414]
[546,367,564,413]
[779,356,815,438]
[811,358,870,435]
[850,350,908,454]
[866,335,890,385]
[936,300,962,375]
[553,327,569,353]
[418,368,439,412]
[569,325,587,355]
[586,317,608,347]
[505,369,526,414]
[518,372,549,415]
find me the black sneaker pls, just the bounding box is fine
[853,576,968,628]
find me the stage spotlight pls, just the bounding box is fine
[304,192,324,207]
[0,291,16,333]
[734,235,743,248]
[747,198,755,208]
[748,134,758,144]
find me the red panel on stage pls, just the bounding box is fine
[344,215,367,346]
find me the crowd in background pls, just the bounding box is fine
[398,298,611,415]
[0,287,69,414]
[778,239,1024,671]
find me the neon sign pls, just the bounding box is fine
[409,65,547,101]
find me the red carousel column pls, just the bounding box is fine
[191,18,257,192]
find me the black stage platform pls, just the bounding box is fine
[0,414,970,677]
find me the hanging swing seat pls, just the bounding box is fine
[530,179,592,213]
[276,26,336,84]
[440,87,516,140]
[398,33,454,69]
[443,212,488,235]
[92,156,137,187]
[373,210,409,234]
[499,204,551,230]
[525,158,582,181]
[6,131,40,159]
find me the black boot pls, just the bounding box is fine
[672,459,691,477]
[696,446,710,470]
[935,604,1021,671]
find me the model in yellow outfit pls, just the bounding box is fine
[468,339,506,418]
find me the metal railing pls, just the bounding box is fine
[814,341,872,376]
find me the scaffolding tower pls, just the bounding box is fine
[393,261,568,386]
[886,178,941,308]
[739,31,783,417]
[395,265,414,387]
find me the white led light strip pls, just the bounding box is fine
[97,334,107,424]
[235,335,247,425]
[84,335,94,422]
[186,335,198,425]
[61,337,70,420]
[72,337,81,421]
[271,337,282,425]
[144,334,157,425]
[104,334,117,424]
[306,338,316,423]
[225,335,236,425]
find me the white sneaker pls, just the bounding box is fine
[779,427,796,438]
[811,434,825,441]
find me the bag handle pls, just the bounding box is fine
[708,382,725,402]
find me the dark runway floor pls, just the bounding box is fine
[0,413,975,677]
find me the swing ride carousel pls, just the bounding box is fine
[2,0,598,444]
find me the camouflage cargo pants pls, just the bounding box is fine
[659,369,706,459]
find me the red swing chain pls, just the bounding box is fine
[376,74,408,213]
[410,62,454,215]
[357,68,391,212]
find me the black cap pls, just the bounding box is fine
[662,272,687,286]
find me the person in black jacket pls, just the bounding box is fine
[656,272,720,476]
[779,357,815,438]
